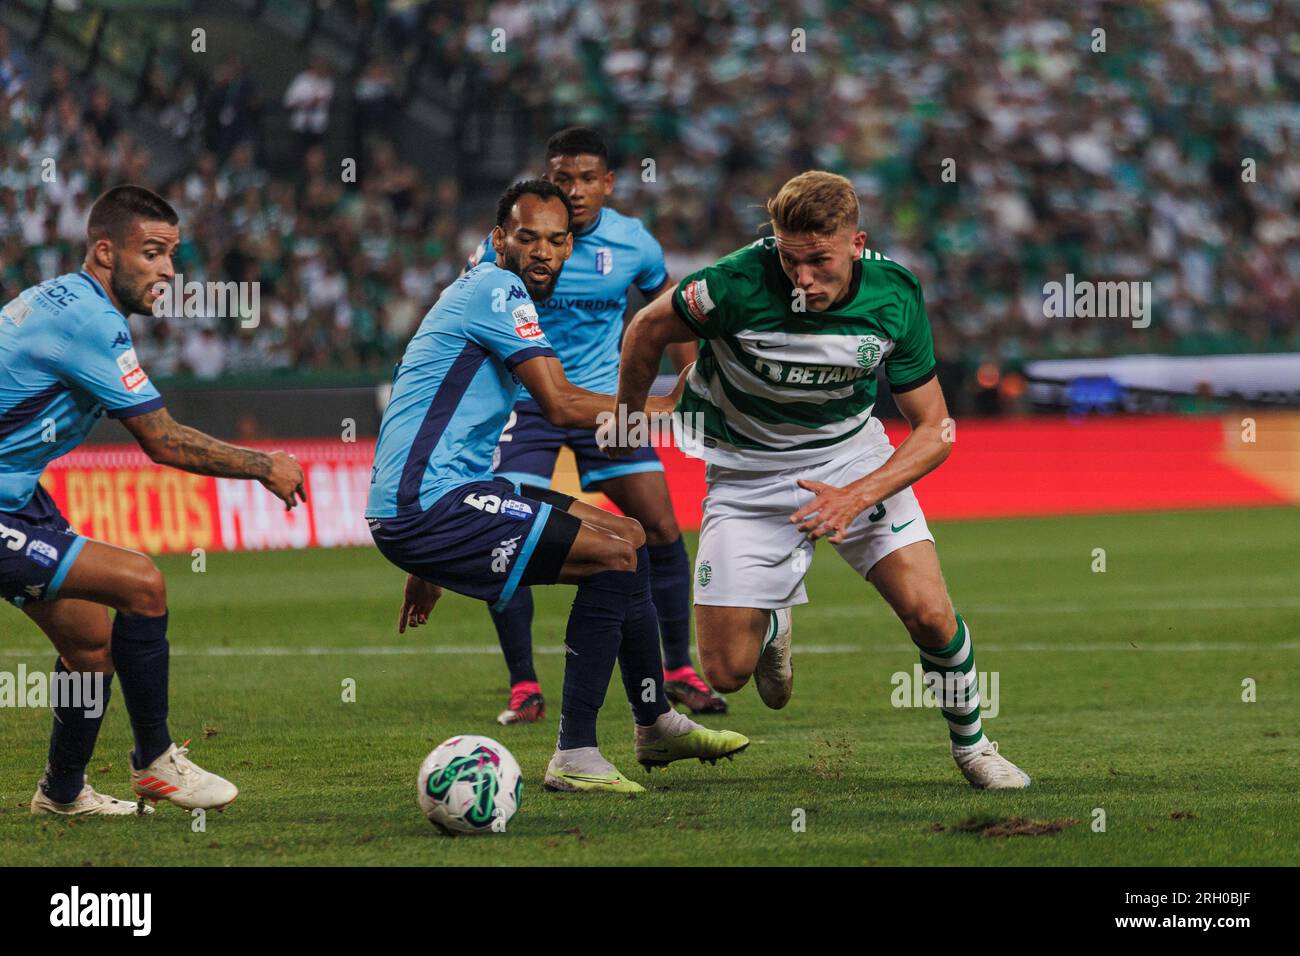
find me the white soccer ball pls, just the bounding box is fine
[417,734,522,835]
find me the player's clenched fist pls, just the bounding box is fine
[260,450,309,510]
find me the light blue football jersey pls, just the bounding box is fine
[468,206,668,394]
[365,263,556,518]
[0,271,164,511]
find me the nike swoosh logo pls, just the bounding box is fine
[891,519,917,533]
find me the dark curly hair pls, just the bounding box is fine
[495,179,573,230]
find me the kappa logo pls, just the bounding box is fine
[26,539,59,568]
[855,335,887,371]
[682,279,714,323]
[491,535,522,574]
[111,331,130,349]
[594,247,614,275]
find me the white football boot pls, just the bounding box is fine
[754,607,793,709]
[31,779,154,817]
[130,741,239,810]
[954,740,1032,790]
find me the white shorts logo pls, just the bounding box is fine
[0,521,28,551]
[26,539,59,568]
[491,535,522,574]
[501,499,533,520]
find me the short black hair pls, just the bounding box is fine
[87,184,178,245]
[495,178,573,230]
[544,127,609,169]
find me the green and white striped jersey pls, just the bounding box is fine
[670,237,937,469]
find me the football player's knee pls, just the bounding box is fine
[704,664,749,695]
[65,642,114,674]
[616,515,646,550]
[641,511,680,546]
[699,648,750,693]
[601,538,638,574]
[122,558,168,618]
[904,602,956,645]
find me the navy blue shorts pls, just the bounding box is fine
[0,485,87,608]
[369,478,581,612]
[493,399,664,491]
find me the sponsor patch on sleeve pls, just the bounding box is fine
[682,279,715,323]
[115,347,150,391]
[114,351,146,393]
[121,367,149,392]
[512,303,543,339]
[1,295,32,327]
[115,347,141,375]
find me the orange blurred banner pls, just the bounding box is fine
[40,441,372,554]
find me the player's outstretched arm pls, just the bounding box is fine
[122,407,307,510]
[513,354,680,431]
[617,286,696,419]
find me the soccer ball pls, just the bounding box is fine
[417,734,522,835]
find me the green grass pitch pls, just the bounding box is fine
[1,506,1296,866]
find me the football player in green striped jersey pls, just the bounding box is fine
[611,171,1030,789]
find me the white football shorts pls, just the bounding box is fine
[693,429,935,608]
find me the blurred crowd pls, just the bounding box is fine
[436,0,1300,372]
[1,0,1297,387]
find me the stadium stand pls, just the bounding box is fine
[1,0,1296,415]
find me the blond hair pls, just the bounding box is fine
[766,171,859,235]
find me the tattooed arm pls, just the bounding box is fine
[121,408,307,509]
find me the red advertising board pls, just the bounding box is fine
[36,415,1294,554]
